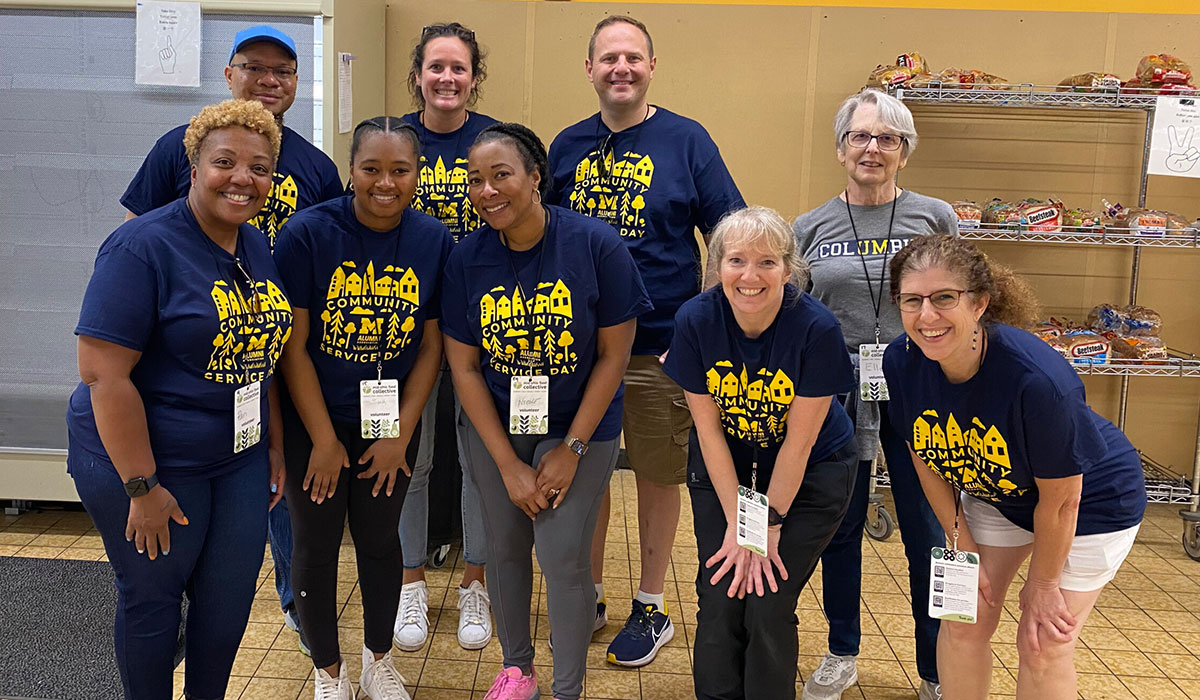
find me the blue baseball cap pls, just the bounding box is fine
[229,25,297,62]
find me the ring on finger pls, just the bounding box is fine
[547,488,560,498]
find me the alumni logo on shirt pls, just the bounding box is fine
[320,260,422,363]
[479,280,577,376]
[565,149,653,239]
[706,361,793,448]
[206,279,293,384]
[414,155,482,241]
[910,409,1028,501]
[249,172,299,249]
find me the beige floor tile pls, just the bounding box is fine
[418,659,477,690]
[1172,678,1200,700]
[237,677,304,700]
[254,649,312,680]
[1150,653,1200,680]
[637,672,694,699]
[853,658,912,689]
[240,621,283,649]
[13,545,67,558]
[1126,628,1189,654]
[1120,675,1191,700]
[1094,649,1164,677]
[583,667,641,699]
[230,647,267,677]
[1078,671,1137,699]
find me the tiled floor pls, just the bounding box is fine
[5,469,1200,699]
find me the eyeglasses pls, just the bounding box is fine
[595,132,614,179]
[234,257,263,316]
[422,24,475,41]
[230,62,298,80]
[843,131,906,151]
[895,289,974,313]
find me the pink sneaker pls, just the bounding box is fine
[482,666,539,700]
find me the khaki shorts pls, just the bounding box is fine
[621,354,691,485]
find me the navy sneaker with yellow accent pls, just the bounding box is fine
[605,601,673,667]
[548,599,607,651]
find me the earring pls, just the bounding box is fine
[348,181,354,192]
[971,326,979,351]
[905,334,910,352]
[533,188,542,205]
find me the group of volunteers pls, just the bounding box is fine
[63,13,1148,700]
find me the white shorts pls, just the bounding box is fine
[961,494,1139,592]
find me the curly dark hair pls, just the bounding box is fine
[407,22,487,110]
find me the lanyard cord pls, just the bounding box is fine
[592,104,651,180]
[351,209,405,380]
[727,300,782,492]
[498,206,551,374]
[948,326,987,552]
[195,223,257,385]
[843,187,898,344]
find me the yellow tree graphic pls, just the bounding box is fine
[386,312,401,348]
[400,316,416,347]
[557,330,575,363]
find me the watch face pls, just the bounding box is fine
[125,479,148,498]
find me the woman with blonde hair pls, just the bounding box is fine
[664,206,857,699]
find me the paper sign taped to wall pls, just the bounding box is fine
[136,1,201,87]
[1148,96,1200,178]
[338,53,354,133]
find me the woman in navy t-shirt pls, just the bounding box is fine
[273,117,451,699]
[662,206,857,700]
[882,234,1146,700]
[67,99,292,700]
[441,123,650,700]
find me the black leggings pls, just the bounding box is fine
[283,410,418,668]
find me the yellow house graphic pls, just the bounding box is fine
[550,280,572,318]
[719,373,739,398]
[480,293,497,325]
[397,268,419,304]
[706,368,721,395]
[767,371,794,403]
[275,174,299,212]
[632,155,653,187]
[982,426,1011,468]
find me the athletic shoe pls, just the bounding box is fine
[457,580,493,650]
[548,600,607,651]
[918,679,942,700]
[284,604,311,657]
[802,653,858,700]
[482,666,539,700]
[359,646,411,700]
[605,601,674,667]
[393,581,429,652]
[313,662,352,700]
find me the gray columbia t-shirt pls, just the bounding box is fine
[794,189,958,351]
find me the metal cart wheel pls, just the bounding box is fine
[866,503,896,541]
[429,543,452,569]
[1183,522,1200,562]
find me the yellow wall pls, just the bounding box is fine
[387,0,1200,475]
[324,0,388,179]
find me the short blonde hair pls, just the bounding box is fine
[704,206,810,290]
[183,99,281,165]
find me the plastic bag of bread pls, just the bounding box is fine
[1018,199,1064,233]
[1027,321,1063,342]
[868,64,918,88]
[952,201,982,230]
[1108,336,1168,365]
[896,52,928,74]
[1122,78,1199,95]
[1062,208,1104,234]
[982,199,1022,229]
[1059,331,1110,365]
[1087,303,1124,334]
[936,68,1009,89]
[1123,304,1162,337]
[1058,72,1121,92]
[1105,208,1190,237]
[1136,54,1192,85]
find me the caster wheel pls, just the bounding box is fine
[1183,524,1200,562]
[429,543,452,569]
[866,505,896,541]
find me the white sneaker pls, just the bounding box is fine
[359,646,411,700]
[313,662,352,700]
[393,581,429,652]
[918,679,942,700]
[802,653,858,700]
[457,580,493,650]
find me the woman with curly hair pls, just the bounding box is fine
[883,234,1147,700]
[67,98,292,700]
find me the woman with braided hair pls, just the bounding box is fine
[441,123,650,700]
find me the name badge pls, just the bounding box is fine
[736,486,769,556]
[859,343,890,401]
[233,381,262,453]
[509,375,549,435]
[360,379,401,439]
[928,546,980,623]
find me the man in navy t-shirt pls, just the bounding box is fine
[119,25,342,652]
[121,26,343,250]
[545,15,745,668]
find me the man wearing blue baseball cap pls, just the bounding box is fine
[119,25,344,658]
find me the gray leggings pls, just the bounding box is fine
[460,414,618,700]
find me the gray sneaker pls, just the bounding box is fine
[802,653,858,700]
[918,679,942,700]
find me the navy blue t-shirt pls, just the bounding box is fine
[121,124,344,249]
[664,285,855,482]
[67,198,294,474]
[273,196,453,422]
[547,108,745,355]
[440,205,652,441]
[883,323,1146,535]
[402,111,499,242]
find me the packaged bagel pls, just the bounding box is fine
[1058,72,1121,92]
[952,200,982,230]
[1136,54,1192,85]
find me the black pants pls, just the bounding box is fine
[283,410,418,668]
[688,429,856,700]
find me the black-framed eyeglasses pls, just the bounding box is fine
[595,132,614,179]
[422,24,476,41]
[230,62,298,80]
[843,130,906,151]
[234,257,263,316]
[895,289,975,313]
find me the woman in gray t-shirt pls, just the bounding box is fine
[793,88,957,700]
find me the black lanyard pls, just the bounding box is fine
[592,106,650,181]
[194,219,259,384]
[843,188,898,344]
[498,206,551,373]
[727,300,782,491]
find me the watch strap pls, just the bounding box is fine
[563,435,589,456]
[767,505,786,526]
[124,474,159,499]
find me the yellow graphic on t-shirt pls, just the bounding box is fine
[910,410,1029,502]
[706,361,793,448]
[320,260,421,364]
[480,280,577,376]
[206,279,293,385]
[566,150,653,239]
[414,155,480,241]
[249,172,299,249]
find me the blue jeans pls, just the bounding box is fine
[819,401,943,683]
[399,371,487,569]
[267,496,293,610]
[68,436,269,700]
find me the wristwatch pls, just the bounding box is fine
[123,474,159,499]
[563,435,589,457]
[767,506,786,527]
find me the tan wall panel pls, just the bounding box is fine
[326,0,388,180]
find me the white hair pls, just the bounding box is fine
[833,88,918,157]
